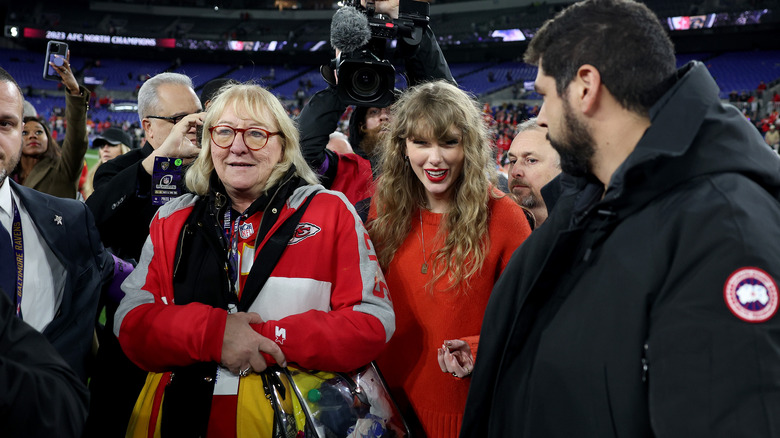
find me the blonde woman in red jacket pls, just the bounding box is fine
[115,83,394,437]
[367,80,532,437]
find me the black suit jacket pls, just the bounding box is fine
[11,180,112,381]
[0,289,89,437]
[86,141,156,262]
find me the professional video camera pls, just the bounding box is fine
[342,0,430,45]
[323,0,430,107]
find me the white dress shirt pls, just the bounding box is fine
[0,179,65,332]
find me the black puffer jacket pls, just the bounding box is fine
[461,61,780,438]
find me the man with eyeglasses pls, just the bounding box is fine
[87,72,203,261]
[83,72,203,438]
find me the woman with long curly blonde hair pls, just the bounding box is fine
[367,80,532,438]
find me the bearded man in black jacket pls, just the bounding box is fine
[460,1,780,437]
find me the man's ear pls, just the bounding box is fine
[571,64,602,116]
[142,118,153,143]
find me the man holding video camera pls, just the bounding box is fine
[298,0,454,220]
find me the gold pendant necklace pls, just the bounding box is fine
[419,211,428,274]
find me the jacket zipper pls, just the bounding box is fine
[173,223,189,278]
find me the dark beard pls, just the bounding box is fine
[548,101,596,178]
[358,126,386,158]
[520,192,539,209]
[509,177,539,208]
[1,144,22,184]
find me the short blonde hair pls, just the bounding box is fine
[186,83,318,195]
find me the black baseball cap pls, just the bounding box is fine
[93,127,131,148]
[200,78,237,108]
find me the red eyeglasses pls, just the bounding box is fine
[208,125,282,151]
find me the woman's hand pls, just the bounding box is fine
[437,339,474,379]
[221,312,286,376]
[49,50,80,96]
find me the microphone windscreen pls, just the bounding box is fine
[330,7,371,54]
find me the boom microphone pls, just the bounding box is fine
[330,6,371,54]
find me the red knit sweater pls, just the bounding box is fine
[374,195,531,437]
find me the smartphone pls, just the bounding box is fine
[196,124,204,147]
[43,40,68,81]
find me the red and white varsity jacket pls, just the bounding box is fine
[115,184,394,373]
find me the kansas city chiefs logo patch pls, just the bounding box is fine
[724,267,778,323]
[289,222,321,245]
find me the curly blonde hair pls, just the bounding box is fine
[186,82,318,196]
[368,80,500,291]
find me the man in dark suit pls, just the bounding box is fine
[0,68,112,383]
[0,289,89,438]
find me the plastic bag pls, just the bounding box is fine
[265,363,410,438]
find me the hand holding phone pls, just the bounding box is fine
[43,41,80,95]
[43,40,69,82]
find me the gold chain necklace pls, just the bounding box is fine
[419,211,429,274]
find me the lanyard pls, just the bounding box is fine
[222,208,243,298]
[10,196,23,318]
